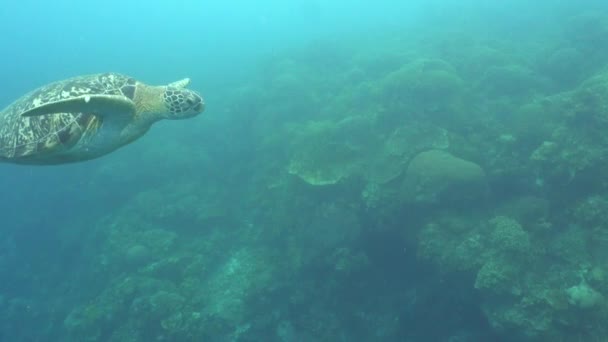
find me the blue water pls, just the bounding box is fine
[2,1,608,341]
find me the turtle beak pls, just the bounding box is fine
[189,92,205,113]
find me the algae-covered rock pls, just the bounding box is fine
[474,256,518,293]
[417,216,487,273]
[380,58,465,115]
[478,64,544,98]
[328,247,370,275]
[384,124,450,157]
[458,46,515,81]
[418,213,543,327]
[565,11,608,53]
[65,276,172,341]
[382,58,464,101]
[287,117,376,186]
[288,116,452,189]
[525,71,608,187]
[402,149,487,204]
[495,196,550,227]
[202,248,273,323]
[566,281,604,309]
[418,215,531,277]
[368,123,450,185]
[571,69,608,122]
[487,216,531,254]
[539,47,586,86]
[125,245,151,268]
[103,225,177,273]
[510,94,566,146]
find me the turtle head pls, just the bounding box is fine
[162,86,205,119]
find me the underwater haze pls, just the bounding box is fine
[2,0,608,341]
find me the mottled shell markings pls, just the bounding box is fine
[0,73,135,159]
[0,72,203,164]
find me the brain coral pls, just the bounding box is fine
[402,149,487,204]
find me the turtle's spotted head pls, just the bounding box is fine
[162,87,205,119]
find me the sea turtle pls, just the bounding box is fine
[0,72,205,164]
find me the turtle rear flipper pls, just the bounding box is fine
[20,95,136,118]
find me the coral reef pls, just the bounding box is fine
[3,4,608,342]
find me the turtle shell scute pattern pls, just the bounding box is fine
[14,72,137,116]
[0,73,136,159]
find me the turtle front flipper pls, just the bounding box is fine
[20,94,136,118]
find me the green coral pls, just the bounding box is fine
[417,216,487,272]
[402,149,487,204]
[287,115,451,189]
[203,248,273,323]
[10,7,608,342]
[526,71,608,186]
[566,281,604,309]
[381,58,464,105]
[488,216,531,254]
[328,248,370,275]
[477,64,544,98]
[475,256,518,293]
[287,117,375,186]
